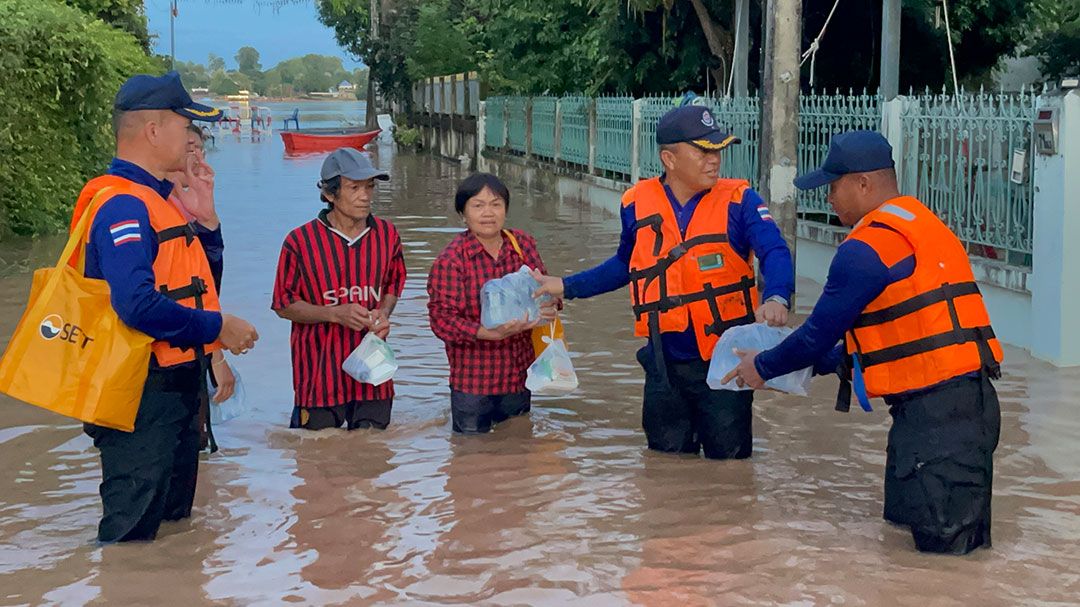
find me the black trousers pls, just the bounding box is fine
[85,366,202,543]
[637,347,754,460]
[883,374,1001,554]
[450,390,531,434]
[290,399,394,431]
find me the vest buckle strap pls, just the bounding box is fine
[157,223,197,246]
[158,276,209,302]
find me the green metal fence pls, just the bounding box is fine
[484,96,506,148]
[478,90,1035,269]
[559,96,591,166]
[797,91,882,217]
[900,90,1036,265]
[594,96,634,177]
[506,96,528,153]
[530,96,557,160]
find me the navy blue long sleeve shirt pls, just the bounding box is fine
[83,158,223,351]
[562,182,795,361]
[754,222,916,380]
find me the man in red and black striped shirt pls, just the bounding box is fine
[272,149,406,430]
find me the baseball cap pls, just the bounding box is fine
[114,71,222,122]
[793,130,895,190]
[656,105,740,151]
[320,147,389,182]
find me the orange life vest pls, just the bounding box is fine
[843,196,1002,400]
[625,177,759,360]
[69,174,223,368]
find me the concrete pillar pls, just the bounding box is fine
[631,99,644,182]
[525,98,534,158]
[759,0,801,264]
[880,0,901,100]
[734,0,750,96]
[880,96,906,184]
[1031,89,1080,366]
[478,100,487,152]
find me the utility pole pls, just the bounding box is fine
[364,0,379,129]
[758,0,802,281]
[880,0,901,99]
[733,0,749,96]
[170,0,177,70]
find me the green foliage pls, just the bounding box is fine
[1030,0,1080,82]
[263,54,353,95]
[176,60,211,88]
[64,0,151,51]
[0,0,157,236]
[236,46,262,78]
[393,125,422,150]
[406,0,478,80]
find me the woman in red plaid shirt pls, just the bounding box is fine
[427,174,558,433]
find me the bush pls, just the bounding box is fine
[0,0,157,236]
[393,125,422,150]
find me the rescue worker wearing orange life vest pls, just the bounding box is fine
[533,103,794,460]
[75,72,260,543]
[723,131,1002,555]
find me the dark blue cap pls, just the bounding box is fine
[793,130,895,190]
[656,105,740,151]
[114,71,222,122]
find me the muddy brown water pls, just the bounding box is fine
[1,103,1078,606]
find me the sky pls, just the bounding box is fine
[146,0,364,70]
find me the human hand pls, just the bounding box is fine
[720,349,765,389]
[334,303,374,332]
[219,314,259,355]
[478,314,538,341]
[211,354,236,404]
[173,150,219,228]
[530,269,565,299]
[371,307,390,339]
[755,300,788,327]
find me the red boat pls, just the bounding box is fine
[280,127,381,154]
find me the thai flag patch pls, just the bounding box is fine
[110,220,141,246]
[757,204,773,221]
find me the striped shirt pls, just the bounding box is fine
[272,210,406,407]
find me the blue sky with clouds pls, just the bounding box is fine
[146,0,363,70]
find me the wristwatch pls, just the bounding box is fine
[765,295,790,309]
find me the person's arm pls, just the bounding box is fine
[427,256,482,345]
[271,239,372,329]
[195,223,224,292]
[561,203,636,299]
[732,189,794,303]
[90,196,222,346]
[753,238,902,380]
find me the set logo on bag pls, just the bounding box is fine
[38,314,95,349]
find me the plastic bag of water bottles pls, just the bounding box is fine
[480,265,551,329]
[525,330,578,396]
[342,332,398,386]
[706,323,812,396]
[208,362,249,424]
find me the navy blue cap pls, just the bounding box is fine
[656,105,740,151]
[114,71,222,122]
[793,130,895,190]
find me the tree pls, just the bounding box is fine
[175,60,210,88]
[65,0,151,51]
[236,46,262,78]
[208,53,226,74]
[406,0,477,79]
[209,72,240,95]
[1030,0,1080,82]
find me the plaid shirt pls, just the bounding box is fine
[427,229,547,395]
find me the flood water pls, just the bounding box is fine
[1,102,1078,606]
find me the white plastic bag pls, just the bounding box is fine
[525,328,578,396]
[706,323,812,396]
[480,265,551,328]
[342,332,398,386]
[208,362,249,424]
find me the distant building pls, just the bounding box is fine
[192,87,210,96]
[337,80,356,92]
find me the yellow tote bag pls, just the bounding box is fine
[0,187,153,431]
[503,229,566,355]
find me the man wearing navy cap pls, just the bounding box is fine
[534,102,794,460]
[724,130,1003,554]
[73,71,259,543]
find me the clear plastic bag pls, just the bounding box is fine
[480,265,551,329]
[342,332,398,386]
[706,323,812,396]
[208,362,249,424]
[525,329,579,396]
